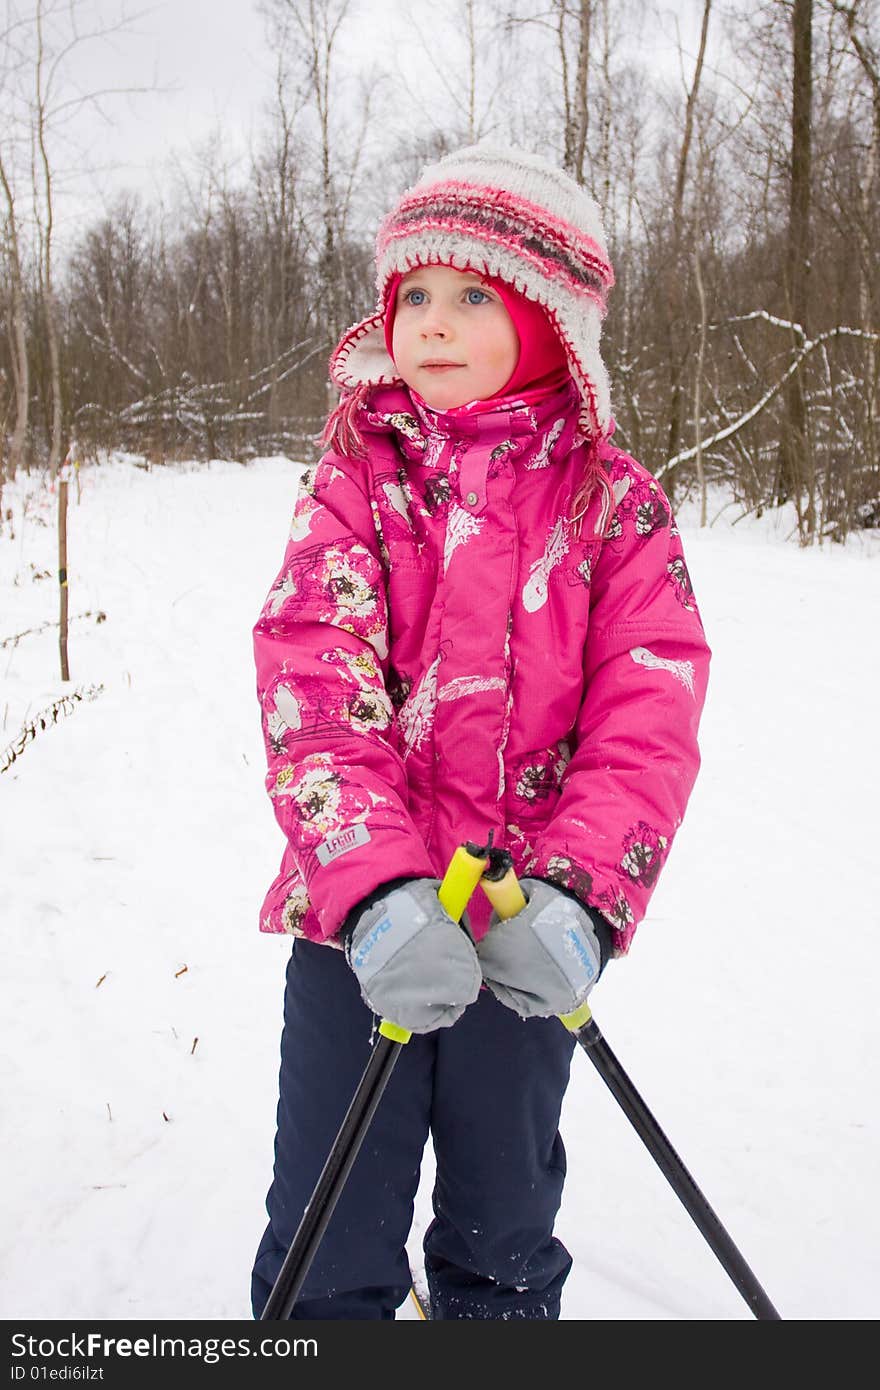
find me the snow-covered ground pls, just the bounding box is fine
[1,456,878,1321]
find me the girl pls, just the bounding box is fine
[250,144,711,1320]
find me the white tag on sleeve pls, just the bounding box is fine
[316,823,371,866]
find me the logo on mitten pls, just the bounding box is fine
[352,912,392,969]
[562,925,597,984]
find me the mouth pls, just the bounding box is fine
[421,361,464,372]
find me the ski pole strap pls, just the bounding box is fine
[377,842,490,1043]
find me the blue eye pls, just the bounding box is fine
[403,289,426,306]
[466,288,490,304]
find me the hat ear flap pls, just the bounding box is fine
[329,313,401,391]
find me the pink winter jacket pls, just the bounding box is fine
[253,376,710,956]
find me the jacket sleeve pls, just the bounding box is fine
[253,453,435,941]
[530,456,711,956]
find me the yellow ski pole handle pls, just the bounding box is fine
[377,840,490,1045]
[478,863,526,919]
[478,848,593,1034]
[437,841,490,922]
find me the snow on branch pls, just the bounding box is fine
[74,335,324,448]
[73,316,149,386]
[1,684,105,775]
[658,324,880,478]
[711,309,808,340]
[1,610,106,650]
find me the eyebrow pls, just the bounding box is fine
[399,273,492,287]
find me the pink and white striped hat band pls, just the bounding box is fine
[329,143,616,439]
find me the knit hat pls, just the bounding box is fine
[329,142,615,439]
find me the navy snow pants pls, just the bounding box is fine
[251,938,578,1320]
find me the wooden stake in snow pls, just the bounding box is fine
[58,449,71,681]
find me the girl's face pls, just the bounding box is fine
[390,264,519,409]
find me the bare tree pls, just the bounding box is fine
[0,157,29,482]
[2,0,156,476]
[1,2,32,483]
[778,0,816,538]
[692,120,711,528]
[32,0,64,477]
[260,0,359,348]
[2,0,877,544]
[363,0,524,173]
[251,52,313,432]
[661,0,713,504]
[828,0,879,488]
[555,0,592,181]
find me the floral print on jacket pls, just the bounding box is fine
[253,376,710,956]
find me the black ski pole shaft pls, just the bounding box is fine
[572,1011,781,1321]
[260,841,491,1321]
[478,852,781,1321]
[260,1026,405,1320]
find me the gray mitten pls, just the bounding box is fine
[476,878,602,1019]
[345,878,482,1033]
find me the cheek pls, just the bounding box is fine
[488,318,519,369]
[391,316,412,362]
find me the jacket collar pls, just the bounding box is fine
[361,377,583,465]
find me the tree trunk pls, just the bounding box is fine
[834,1,880,509]
[693,153,709,529]
[58,467,70,681]
[35,0,63,478]
[663,0,712,505]
[558,0,592,183]
[779,0,814,538]
[0,159,30,477]
[302,0,352,346]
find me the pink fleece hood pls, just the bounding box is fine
[382,268,571,404]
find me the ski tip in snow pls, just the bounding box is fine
[409,1280,431,1320]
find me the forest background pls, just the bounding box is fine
[3,1,880,1323]
[1,0,878,545]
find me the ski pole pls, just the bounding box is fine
[479,849,782,1322]
[259,842,490,1321]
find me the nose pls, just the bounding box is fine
[420,303,452,338]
